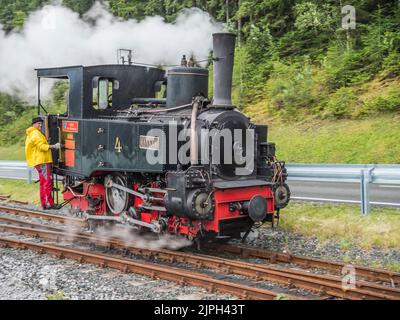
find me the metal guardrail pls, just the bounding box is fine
[0,161,37,182]
[286,164,400,214]
[0,161,399,214]
[286,164,400,184]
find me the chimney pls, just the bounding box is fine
[212,32,236,107]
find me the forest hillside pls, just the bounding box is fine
[0,0,399,163]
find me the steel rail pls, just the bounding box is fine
[1,206,398,298]
[0,222,397,300]
[0,196,28,205]
[0,236,282,300]
[206,243,400,286]
[0,204,86,227]
[1,204,398,288]
[0,215,73,232]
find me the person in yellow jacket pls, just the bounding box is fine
[25,117,61,210]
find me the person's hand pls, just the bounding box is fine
[50,143,61,150]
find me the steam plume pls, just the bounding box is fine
[0,2,222,101]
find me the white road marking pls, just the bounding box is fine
[292,197,400,207]
[378,185,400,189]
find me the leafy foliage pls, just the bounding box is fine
[0,0,48,30]
[362,87,400,114]
[294,2,337,33]
[237,1,400,120]
[0,0,399,140]
[323,87,358,119]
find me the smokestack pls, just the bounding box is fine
[212,32,236,107]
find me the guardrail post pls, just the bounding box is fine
[27,166,32,184]
[360,168,373,215]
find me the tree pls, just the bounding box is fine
[12,10,26,29]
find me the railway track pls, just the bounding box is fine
[0,236,281,300]
[0,195,28,205]
[0,204,86,227]
[0,206,400,300]
[204,243,400,286]
[0,208,295,300]
[1,203,397,287]
[0,208,399,300]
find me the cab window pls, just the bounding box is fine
[93,78,119,110]
[40,78,70,116]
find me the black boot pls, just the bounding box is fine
[49,205,62,210]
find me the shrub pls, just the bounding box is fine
[381,52,400,79]
[264,60,319,118]
[362,87,400,114]
[323,87,357,119]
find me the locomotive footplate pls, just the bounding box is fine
[213,179,272,189]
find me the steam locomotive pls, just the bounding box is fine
[37,33,290,242]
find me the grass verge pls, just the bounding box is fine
[0,179,40,204]
[2,177,398,250]
[281,202,400,251]
[0,144,25,161]
[280,202,400,272]
[1,179,399,270]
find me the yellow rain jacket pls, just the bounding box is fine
[25,127,53,167]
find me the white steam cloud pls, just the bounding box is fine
[63,217,193,252]
[0,1,222,101]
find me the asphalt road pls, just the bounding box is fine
[288,180,400,207]
[0,163,399,208]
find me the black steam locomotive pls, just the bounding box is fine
[38,33,290,241]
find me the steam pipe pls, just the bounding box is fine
[190,98,200,165]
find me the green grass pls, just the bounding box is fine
[1,178,399,270]
[280,202,400,250]
[264,114,400,163]
[2,178,399,251]
[0,107,36,148]
[0,107,36,161]
[385,261,400,273]
[47,290,67,300]
[0,179,40,204]
[0,144,25,160]
[275,293,291,300]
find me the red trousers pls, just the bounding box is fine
[35,163,55,208]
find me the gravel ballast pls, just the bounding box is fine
[0,203,237,300]
[0,202,399,300]
[0,247,235,300]
[243,227,400,271]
